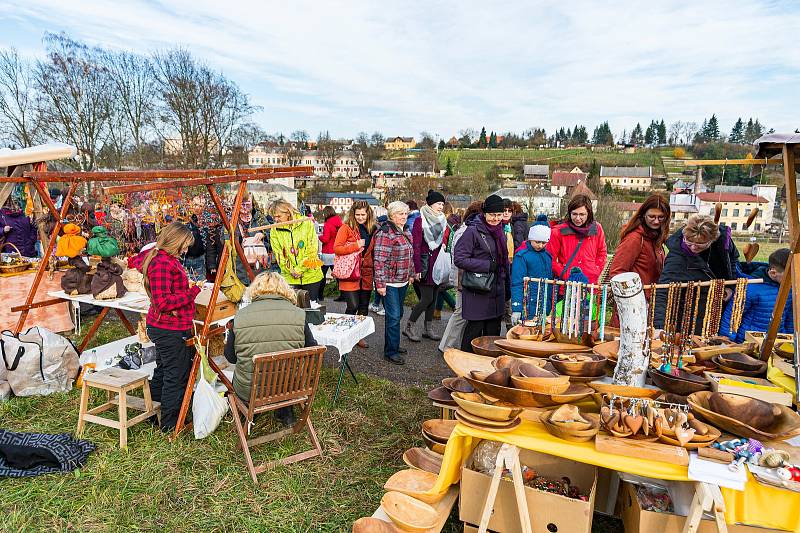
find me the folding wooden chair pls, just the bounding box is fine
[227,345,327,483]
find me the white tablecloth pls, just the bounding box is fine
[309,313,375,361]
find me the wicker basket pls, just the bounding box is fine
[0,242,32,274]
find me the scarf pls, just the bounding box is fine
[420,204,446,250]
[568,220,595,238]
[482,214,508,277]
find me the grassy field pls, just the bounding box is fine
[438,148,665,178]
[0,318,446,533]
[733,239,787,263]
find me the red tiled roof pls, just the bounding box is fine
[552,171,586,186]
[697,193,768,203]
[611,201,642,212]
[570,181,596,200]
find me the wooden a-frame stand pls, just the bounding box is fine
[1,165,311,438]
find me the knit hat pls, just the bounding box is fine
[55,223,87,258]
[567,267,589,284]
[528,214,551,242]
[426,189,445,206]
[482,194,504,213]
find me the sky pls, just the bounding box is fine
[1,0,799,140]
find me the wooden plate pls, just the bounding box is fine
[384,469,443,504]
[427,386,456,406]
[380,491,438,533]
[658,425,721,449]
[688,391,800,441]
[539,411,599,442]
[465,376,592,408]
[471,335,505,357]
[441,377,474,393]
[494,338,592,358]
[455,408,520,427]
[548,353,608,377]
[352,517,402,533]
[548,383,595,404]
[402,447,443,475]
[443,348,496,377]
[712,356,767,377]
[589,378,662,399]
[451,391,522,422]
[454,411,522,433]
[422,419,457,443]
[510,375,571,395]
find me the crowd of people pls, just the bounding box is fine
[3,186,796,433]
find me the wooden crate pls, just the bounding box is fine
[194,290,236,322]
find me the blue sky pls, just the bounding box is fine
[1,0,799,139]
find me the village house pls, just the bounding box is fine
[550,167,588,198]
[369,160,436,188]
[306,192,381,215]
[523,164,549,184]
[669,183,775,233]
[600,166,653,191]
[493,186,561,219]
[384,136,417,151]
[248,144,288,166]
[247,182,299,210]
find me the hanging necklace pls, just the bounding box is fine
[599,284,608,341]
[729,277,748,334]
[523,278,530,325]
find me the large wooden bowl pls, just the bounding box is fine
[454,411,522,433]
[443,348,495,377]
[688,391,800,440]
[465,375,592,407]
[384,469,442,504]
[427,386,456,406]
[511,374,571,395]
[380,491,438,533]
[648,369,711,396]
[548,353,608,377]
[593,339,664,361]
[712,356,767,377]
[421,433,446,454]
[422,419,457,443]
[539,411,600,442]
[402,447,443,474]
[708,392,779,430]
[451,391,522,421]
[492,354,544,374]
[716,352,766,372]
[471,336,505,357]
[352,517,402,533]
[494,338,592,358]
[441,377,474,393]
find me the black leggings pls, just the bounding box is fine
[409,284,439,323]
[342,289,371,315]
[460,317,502,352]
[146,326,194,431]
[294,281,321,301]
[320,265,332,300]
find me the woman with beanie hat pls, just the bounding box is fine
[404,189,446,342]
[453,194,510,352]
[510,214,553,325]
[547,194,607,285]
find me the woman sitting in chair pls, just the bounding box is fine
[224,271,316,426]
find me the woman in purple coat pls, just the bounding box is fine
[454,194,510,352]
[404,190,447,342]
[1,199,38,257]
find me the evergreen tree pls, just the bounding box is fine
[729,118,744,144]
[630,123,644,145]
[705,114,720,140]
[695,119,709,143]
[743,118,755,144]
[592,121,614,145]
[752,119,764,141]
[489,131,497,148]
[565,128,572,145]
[444,157,453,176]
[644,123,655,145]
[478,127,487,148]
[437,139,446,151]
[657,119,667,145]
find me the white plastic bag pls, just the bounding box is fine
[1,327,79,397]
[192,357,228,439]
[432,249,452,286]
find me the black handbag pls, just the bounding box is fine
[462,233,496,294]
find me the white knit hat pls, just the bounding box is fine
[528,216,551,242]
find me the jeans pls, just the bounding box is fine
[182,255,206,281]
[343,289,371,315]
[461,317,502,352]
[383,284,408,357]
[436,289,456,311]
[147,326,194,431]
[372,289,384,308]
[409,284,439,323]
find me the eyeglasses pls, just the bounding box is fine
[683,236,712,251]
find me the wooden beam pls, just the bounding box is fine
[10,298,67,312]
[101,169,310,195]
[680,158,780,166]
[11,166,312,183]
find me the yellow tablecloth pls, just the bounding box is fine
[768,357,798,405]
[427,419,800,532]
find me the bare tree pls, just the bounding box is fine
[681,121,699,146]
[35,33,113,170]
[369,131,384,149]
[316,130,342,178]
[0,48,42,147]
[290,129,309,147]
[667,121,683,146]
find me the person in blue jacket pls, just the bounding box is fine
[719,248,793,342]
[511,215,553,325]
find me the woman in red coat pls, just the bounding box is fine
[319,206,343,301]
[547,194,607,284]
[608,194,671,325]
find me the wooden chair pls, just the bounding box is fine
[227,345,327,482]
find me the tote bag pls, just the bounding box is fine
[332,251,361,282]
[1,327,80,397]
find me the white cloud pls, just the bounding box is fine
[1,0,798,136]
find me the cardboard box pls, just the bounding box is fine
[620,482,786,533]
[459,449,597,533]
[744,331,793,349]
[194,289,236,322]
[705,371,793,406]
[464,524,498,533]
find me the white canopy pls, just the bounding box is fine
[0,143,77,167]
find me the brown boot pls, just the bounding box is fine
[433,309,442,321]
[357,339,369,348]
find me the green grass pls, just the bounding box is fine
[1,318,452,533]
[733,240,787,263]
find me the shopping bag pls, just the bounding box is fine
[192,347,228,439]
[332,251,361,281]
[431,249,452,286]
[220,240,246,303]
[1,327,80,397]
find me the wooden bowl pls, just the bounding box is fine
[717,352,766,372]
[402,447,443,475]
[380,491,438,533]
[352,517,402,533]
[588,378,662,399]
[441,377,474,393]
[454,411,522,433]
[384,469,442,504]
[510,374,571,395]
[506,324,546,340]
[775,342,794,359]
[712,356,767,377]
[708,392,779,430]
[549,383,595,404]
[593,339,664,361]
[427,386,456,406]
[443,348,495,377]
[422,419,457,443]
[455,408,519,428]
[471,336,504,357]
[451,391,522,421]
[539,411,599,442]
[688,391,800,440]
[494,338,592,358]
[548,353,608,377]
[465,375,592,408]
[421,433,446,454]
[648,369,711,396]
[658,425,721,449]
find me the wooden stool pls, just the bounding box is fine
[76,367,160,449]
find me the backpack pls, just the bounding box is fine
[219,240,246,303]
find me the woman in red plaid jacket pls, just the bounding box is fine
[373,201,415,365]
[139,222,203,431]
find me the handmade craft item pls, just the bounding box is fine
[729,277,748,334]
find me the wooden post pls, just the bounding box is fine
[610,272,648,387]
[759,229,800,360]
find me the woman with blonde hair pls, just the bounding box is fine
[334,201,378,348]
[653,214,740,333]
[269,199,324,300]
[139,222,204,432]
[224,271,317,426]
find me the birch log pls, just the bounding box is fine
[610,272,648,387]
